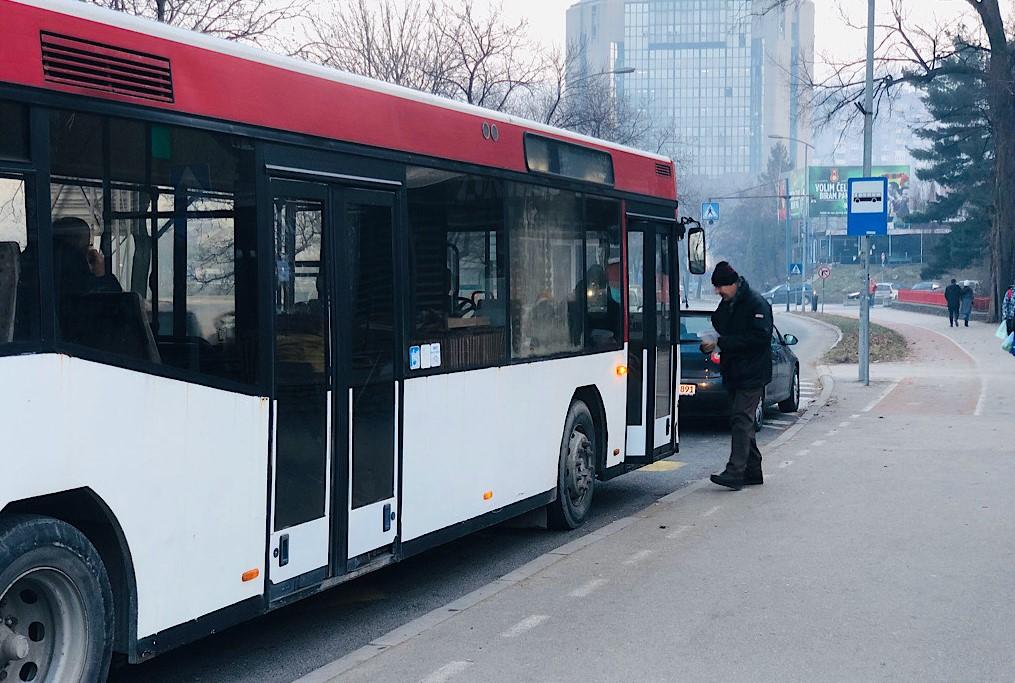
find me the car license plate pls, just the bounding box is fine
[679,384,696,396]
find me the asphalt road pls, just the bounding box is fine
[110,310,836,683]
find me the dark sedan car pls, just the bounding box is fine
[678,310,801,430]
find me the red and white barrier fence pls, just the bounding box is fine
[896,289,990,312]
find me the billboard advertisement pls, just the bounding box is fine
[808,165,911,221]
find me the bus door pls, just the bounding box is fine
[338,188,399,564]
[268,179,333,596]
[267,178,399,597]
[625,216,676,463]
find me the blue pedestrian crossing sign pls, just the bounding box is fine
[788,263,803,276]
[701,202,720,223]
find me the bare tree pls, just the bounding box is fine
[302,0,458,97]
[306,0,543,113]
[776,0,1013,318]
[87,0,310,54]
[526,40,674,154]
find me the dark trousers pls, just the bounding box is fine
[1007,318,1015,336]
[725,387,764,477]
[948,305,959,325]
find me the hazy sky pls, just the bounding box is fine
[488,0,978,72]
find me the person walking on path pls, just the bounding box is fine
[959,284,974,327]
[700,261,773,491]
[944,279,962,327]
[1004,282,1015,336]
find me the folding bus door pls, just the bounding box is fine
[625,216,677,463]
[339,188,399,563]
[268,179,333,598]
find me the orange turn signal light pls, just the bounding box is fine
[483,490,494,501]
[241,568,260,582]
[615,364,629,377]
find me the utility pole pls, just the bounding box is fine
[859,0,875,386]
[784,177,791,312]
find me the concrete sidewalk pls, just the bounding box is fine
[814,303,1015,418]
[298,310,1015,683]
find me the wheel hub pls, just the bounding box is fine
[0,568,88,682]
[0,624,29,664]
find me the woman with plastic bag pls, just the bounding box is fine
[1003,281,1015,336]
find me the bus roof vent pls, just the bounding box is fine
[41,32,174,104]
[655,163,673,177]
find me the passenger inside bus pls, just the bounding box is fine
[51,216,160,362]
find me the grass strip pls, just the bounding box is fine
[800,313,910,364]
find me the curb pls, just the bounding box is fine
[765,364,834,452]
[786,311,843,357]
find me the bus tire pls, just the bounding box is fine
[0,514,113,683]
[547,400,597,530]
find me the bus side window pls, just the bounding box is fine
[407,167,507,371]
[1,173,39,347]
[47,109,260,386]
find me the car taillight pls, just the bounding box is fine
[710,351,721,364]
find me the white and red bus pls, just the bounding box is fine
[0,0,705,679]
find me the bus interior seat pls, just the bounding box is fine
[63,292,162,364]
[0,242,19,343]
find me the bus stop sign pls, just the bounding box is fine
[847,177,888,236]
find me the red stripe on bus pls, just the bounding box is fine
[0,1,676,200]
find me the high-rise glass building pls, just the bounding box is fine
[566,0,814,180]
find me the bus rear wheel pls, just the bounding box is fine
[0,515,113,683]
[547,400,597,530]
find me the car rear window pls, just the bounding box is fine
[679,314,715,341]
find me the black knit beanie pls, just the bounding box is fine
[711,261,739,287]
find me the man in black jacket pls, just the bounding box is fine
[943,279,962,327]
[700,261,773,490]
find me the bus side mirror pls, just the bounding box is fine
[687,225,706,275]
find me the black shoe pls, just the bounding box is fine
[965,321,969,327]
[743,471,764,485]
[710,472,743,490]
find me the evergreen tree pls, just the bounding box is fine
[910,54,993,279]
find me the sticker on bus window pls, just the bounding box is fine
[420,344,432,370]
[430,343,441,368]
[409,345,421,370]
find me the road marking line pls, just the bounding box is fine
[640,460,686,472]
[851,414,861,419]
[838,421,851,428]
[500,615,549,638]
[768,419,794,425]
[762,424,788,431]
[702,505,722,518]
[778,460,793,468]
[420,661,472,683]
[569,578,608,598]
[863,380,900,412]
[622,549,654,565]
[665,525,693,540]
[811,439,826,446]
[826,430,838,436]
[797,449,810,456]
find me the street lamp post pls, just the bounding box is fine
[769,134,815,311]
[546,66,636,126]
